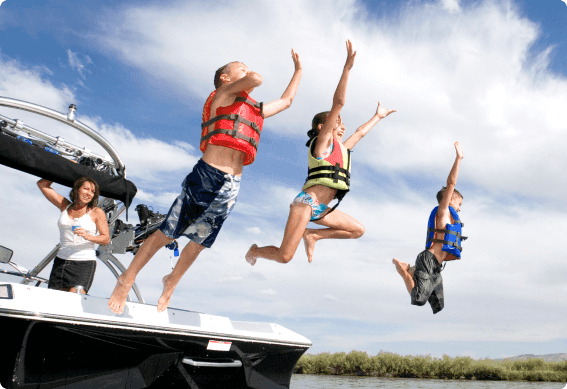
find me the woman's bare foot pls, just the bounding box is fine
[245,244,258,266]
[108,274,136,314]
[157,274,177,313]
[303,229,317,263]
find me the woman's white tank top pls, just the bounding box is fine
[57,205,98,261]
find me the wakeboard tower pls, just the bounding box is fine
[0,97,311,389]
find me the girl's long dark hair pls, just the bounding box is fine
[306,111,329,147]
[69,177,100,209]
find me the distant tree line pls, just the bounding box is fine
[294,351,567,382]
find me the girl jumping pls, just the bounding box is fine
[246,40,395,265]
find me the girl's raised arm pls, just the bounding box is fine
[313,40,356,158]
[343,102,396,150]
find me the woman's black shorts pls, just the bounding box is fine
[48,257,96,293]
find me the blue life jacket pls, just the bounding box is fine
[425,206,465,260]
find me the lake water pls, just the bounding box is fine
[291,375,566,388]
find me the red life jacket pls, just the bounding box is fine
[200,90,264,166]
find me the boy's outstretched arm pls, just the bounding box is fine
[262,49,302,119]
[315,40,356,157]
[343,102,396,150]
[437,142,464,222]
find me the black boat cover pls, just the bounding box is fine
[0,133,137,205]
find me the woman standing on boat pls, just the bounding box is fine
[246,40,396,265]
[37,177,110,294]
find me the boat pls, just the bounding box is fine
[0,97,311,389]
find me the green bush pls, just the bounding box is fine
[294,352,567,382]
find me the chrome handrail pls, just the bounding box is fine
[0,96,125,176]
[182,358,242,368]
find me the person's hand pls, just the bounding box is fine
[291,48,301,71]
[74,227,89,240]
[376,102,396,119]
[454,141,464,159]
[344,40,356,70]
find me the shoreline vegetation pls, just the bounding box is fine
[294,351,567,382]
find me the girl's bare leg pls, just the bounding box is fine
[246,204,312,264]
[302,209,365,263]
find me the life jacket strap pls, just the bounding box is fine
[233,96,263,113]
[200,129,258,150]
[307,164,350,183]
[427,227,462,238]
[305,173,350,186]
[201,113,261,134]
[427,238,462,252]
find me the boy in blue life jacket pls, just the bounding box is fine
[393,142,464,314]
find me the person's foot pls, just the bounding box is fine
[108,274,135,314]
[245,244,258,266]
[392,258,410,275]
[303,229,316,263]
[157,274,177,313]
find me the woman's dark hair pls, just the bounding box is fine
[306,111,329,147]
[69,177,100,209]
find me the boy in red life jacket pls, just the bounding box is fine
[109,50,302,314]
[393,142,464,314]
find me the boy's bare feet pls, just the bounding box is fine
[392,258,410,274]
[303,229,316,263]
[108,273,136,314]
[245,244,258,266]
[157,274,176,313]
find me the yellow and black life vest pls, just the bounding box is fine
[302,137,351,194]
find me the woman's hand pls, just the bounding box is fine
[73,227,90,241]
[344,40,356,70]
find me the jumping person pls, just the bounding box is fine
[245,40,395,265]
[393,142,465,314]
[108,50,302,314]
[38,177,110,294]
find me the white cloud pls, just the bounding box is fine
[245,227,261,235]
[98,0,567,202]
[259,289,276,295]
[324,294,338,302]
[440,0,461,13]
[67,49,93,79]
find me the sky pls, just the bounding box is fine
[0,0,566,361]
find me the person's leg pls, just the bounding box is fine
[157,241,206,312]
[69,286,87,295]
[108,230,171,314]
[428,276,444,314]
[246,203,313,265]
[393,258,415,294]
[303,209,365,262]
[410,251,438,307]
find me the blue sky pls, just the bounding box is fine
[1,0,566,360]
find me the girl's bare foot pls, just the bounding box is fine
[245,244,258,266]
[157,274,177,313]
[303,229,316,263]
[108,274,136,314]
